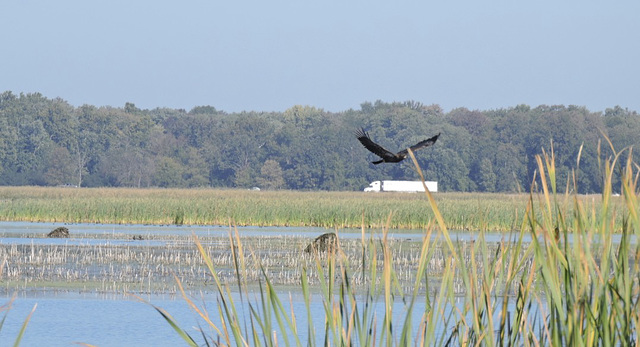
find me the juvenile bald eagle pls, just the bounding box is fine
[355,128,440,164]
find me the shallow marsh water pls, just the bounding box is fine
[0,221,612,345]
[1,293,198,346]
[0,222,430,345]
[0,221,515,294]
[3,290,467,346]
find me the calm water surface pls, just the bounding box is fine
[1,293,199,346]
[2,291,443,346]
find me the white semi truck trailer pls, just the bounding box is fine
[363,180,437,193]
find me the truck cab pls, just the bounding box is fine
[363,181,381,192]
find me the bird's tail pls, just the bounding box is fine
[372,159,383,165]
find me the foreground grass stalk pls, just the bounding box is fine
[531,142,639,345]
[12,303,37,347]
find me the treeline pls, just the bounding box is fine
[0,91,638,193]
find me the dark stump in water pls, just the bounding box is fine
[47,227,70,238]
[304,232,337,253]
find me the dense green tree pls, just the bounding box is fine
[603,106,640,151]
[422,147,472,192]
[0,116,12,176]
[492,143,526,192]
[43,146,75,186]
[477,158,497,192]
[258,159,285,190]
[70,105,119,186]
[153,157,184,187]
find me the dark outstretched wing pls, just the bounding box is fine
[397,133,440,156]
[355,128,397,160]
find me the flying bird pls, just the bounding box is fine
[355,128,440,164]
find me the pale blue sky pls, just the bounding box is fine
[2,1,639,113]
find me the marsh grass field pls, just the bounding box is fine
[0,185,629,231]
